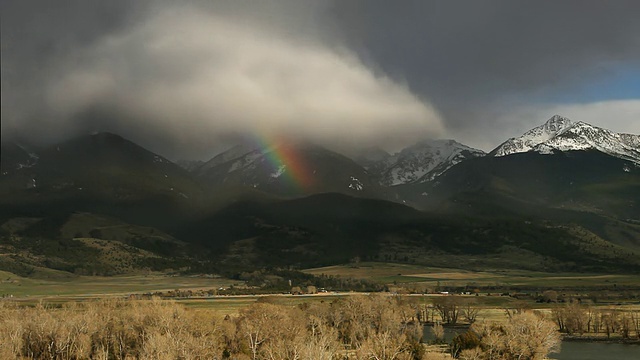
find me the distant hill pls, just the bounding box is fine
[0,212,190,277]
[397,150,639,219]
[0,132,205,228]
[178,193,640,274]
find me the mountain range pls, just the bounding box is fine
[1,115,638,277]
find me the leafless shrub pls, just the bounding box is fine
[431,322,445,343]
[471,311,561,360]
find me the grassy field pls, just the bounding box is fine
[3,261,640,317]
[303,262,640,288]
[4,261,638,300]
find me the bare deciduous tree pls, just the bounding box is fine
[630,311,640,340]
[462,300,481,324]
[433,296,461,325]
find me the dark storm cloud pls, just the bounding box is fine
[334,1,640,97]
[330,0,640,147]
[1,0,142,140]
[1,1,639,159]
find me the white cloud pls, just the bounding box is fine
[42,6,443,157]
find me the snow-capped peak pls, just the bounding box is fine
[541,114,573,133]
[491,116,640,163]
[490,115,574,156]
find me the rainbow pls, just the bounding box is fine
[251,136,315,191]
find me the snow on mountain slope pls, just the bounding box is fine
[534,122,640,162]
[376,140,486,186]
[226,149,265,174]
[491,115,640,163]
[196,144,256,174]
[620,133,640,149]
[0,142,39,175]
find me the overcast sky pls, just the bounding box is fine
[2,0,639,160]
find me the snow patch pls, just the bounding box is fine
[200,144,256,172]
[348,176,364,191]
[13,144,40,169]
[270,164,286,178]
[17,162,35,170]
[229,151,262,173]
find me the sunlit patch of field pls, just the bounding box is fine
[303,262,640,288]
[304,262,445,279]
[183,298,259,315]
[409,272,493,280]
[181,293,350,314]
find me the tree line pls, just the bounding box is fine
[552,302,640,339]
[0,295,561,360]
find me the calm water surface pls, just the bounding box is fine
[551,342,640,360]
[423,327,640,359]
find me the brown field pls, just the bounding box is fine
[304,262,640,288]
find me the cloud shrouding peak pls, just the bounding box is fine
[3,1,638,158]
[3,4,443,159]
